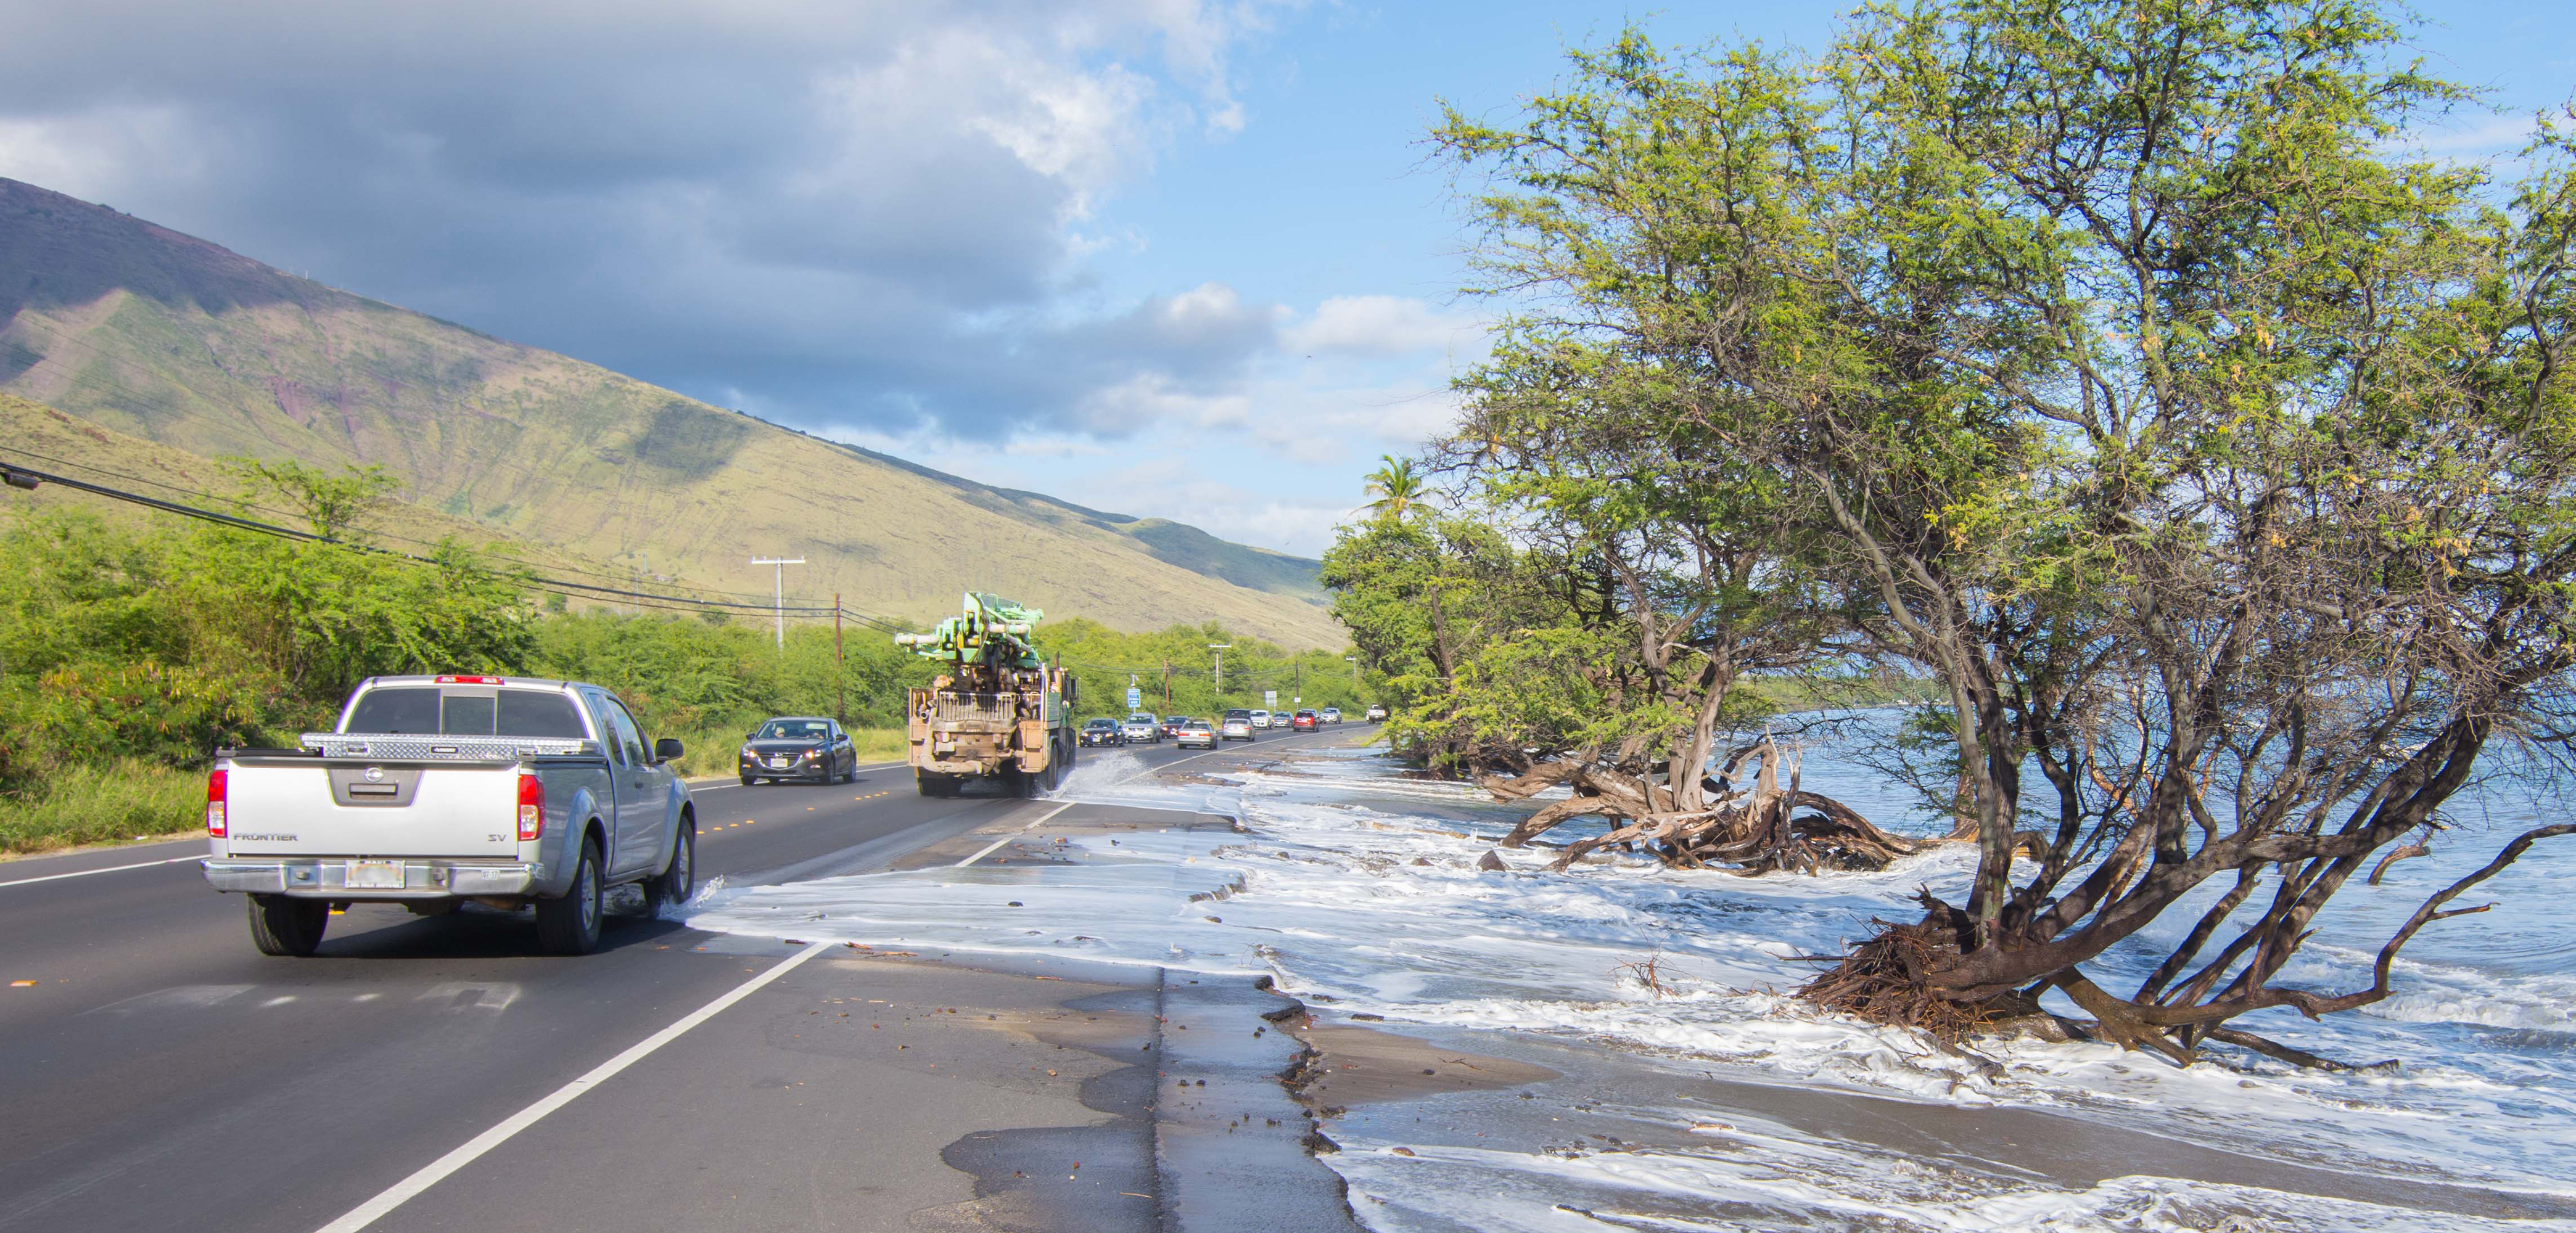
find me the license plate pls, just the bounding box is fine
[347,859,405,890]
[768,757,789,768]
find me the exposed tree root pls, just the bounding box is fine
[1489,737,1917,875]
[1798,916,2010,1044]
[2204,1027,2398,1073]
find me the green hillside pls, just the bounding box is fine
[0,176,1341,648]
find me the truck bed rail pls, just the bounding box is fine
[295,733,602,760]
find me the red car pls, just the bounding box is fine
[1291,710,1319,731]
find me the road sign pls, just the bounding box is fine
[1127,686,1143,710]
[1264,690,1277,708]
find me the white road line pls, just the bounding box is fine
[0,853,204,888]
[313,941,829,1233]
[954,800,1076,869]
[1153,726,1344,774]
[685,759,907,791]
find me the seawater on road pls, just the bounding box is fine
[684,734,2576,1233]
[0,726,1362,1233]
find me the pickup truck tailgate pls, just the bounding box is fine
[221,756,519,858]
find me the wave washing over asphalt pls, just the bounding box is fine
[689,745,2576,1232]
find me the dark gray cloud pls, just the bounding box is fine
[0,0,1286,436]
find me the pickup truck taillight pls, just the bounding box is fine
[205,768,228,837]
[516,772,545,842]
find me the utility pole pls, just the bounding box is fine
[1162,660,1172,713]
[1208,644,1231,705]
[833,591,846,724]
[751,556,805,649]
[1346,655,1360,682]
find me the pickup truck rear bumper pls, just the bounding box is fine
[203,858,540,899]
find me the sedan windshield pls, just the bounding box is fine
[756,720,832,741]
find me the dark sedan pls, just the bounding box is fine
[739,716,858,785]
[1079,718,1124,747]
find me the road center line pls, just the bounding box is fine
[311,941,829,1233]
[0,853,204,888]
[954,800,1075,869]
[1154,726,1346,774]
[685,758,907,792]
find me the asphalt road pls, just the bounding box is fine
[0,724,1370,1233]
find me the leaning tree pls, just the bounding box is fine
[1436,0,2576,1060]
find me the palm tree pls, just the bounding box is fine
[1362,455,1426,521]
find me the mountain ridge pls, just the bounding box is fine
[0,175,1341,649]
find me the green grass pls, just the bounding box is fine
[665,724,910,782]
[0,760,202,856]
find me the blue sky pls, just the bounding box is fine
[3,1,2570,558]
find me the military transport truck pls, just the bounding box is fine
[895,592,1079,797]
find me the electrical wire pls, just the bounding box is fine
[0,459,845,617]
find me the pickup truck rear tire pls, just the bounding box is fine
[642,817,696,916]
[917,770,959,798]
[247,895,329,957]
[536,837,605,956]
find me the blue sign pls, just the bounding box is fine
[1127,686,1142,710]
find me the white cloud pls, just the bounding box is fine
[0,0,1299,436]
[0,104,213,208]
[1284,294,1481,359]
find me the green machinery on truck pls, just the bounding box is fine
[895,592,1079,797]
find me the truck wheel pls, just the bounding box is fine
[536,837,605,956]
[247,895,329,957]
[643,816,696,916]
[916,770,958,798]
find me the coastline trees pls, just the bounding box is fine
[1341,0,2576,1058]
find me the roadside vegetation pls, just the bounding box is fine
[1329,0,2576,1065]
[0,460,1364,854]
[1043,618,1377,724]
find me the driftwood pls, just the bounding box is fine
[1485,737,1918,875]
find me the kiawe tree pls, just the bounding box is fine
[1415,0,2576,1062]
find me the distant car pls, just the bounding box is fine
[1175,717,1216,749]
[1249,709,1273,729]
[741,716,858,785]
[1291,709,1318,731]
[1221,709,1254,741]
[1161,715,1190,739]
[1365,704,1388,721]
[1122,712,1162,744]
[1079,718,1123,747]
[1320,707,1342,724]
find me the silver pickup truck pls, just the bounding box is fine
[202,674,696,957]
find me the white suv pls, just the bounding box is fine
[1249,709,1273,729]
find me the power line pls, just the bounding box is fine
[0,460,844,618]
[0,441,853,615]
